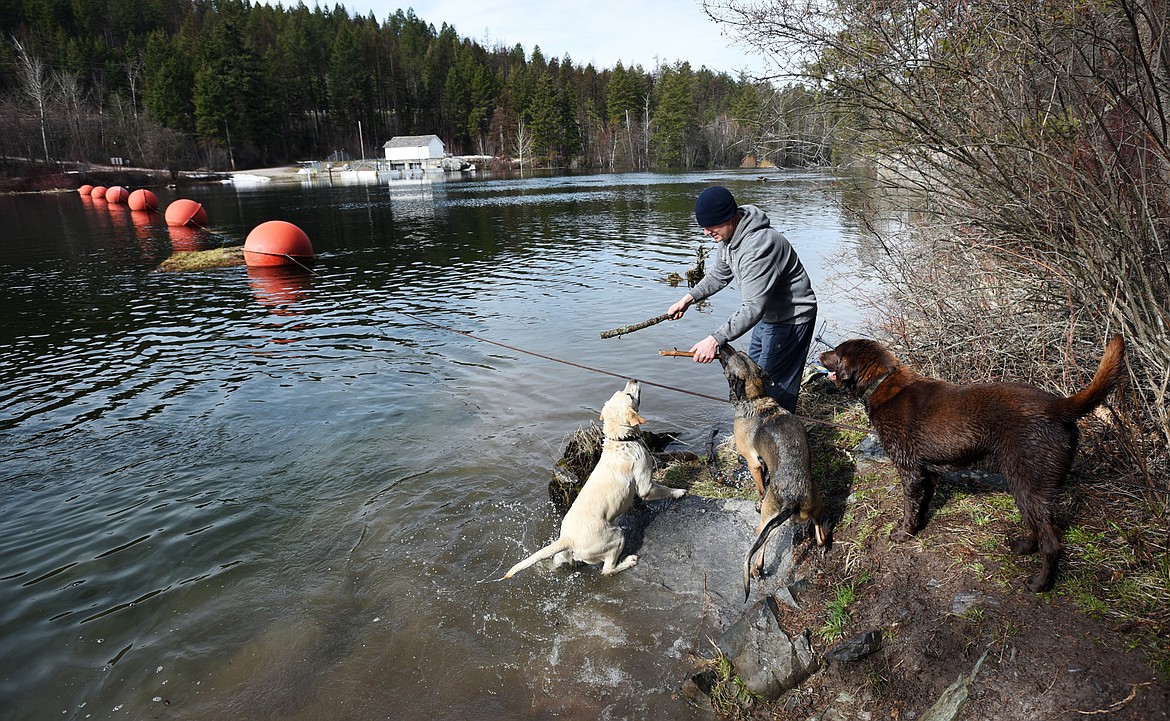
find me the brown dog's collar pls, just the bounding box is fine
[861,363,899,405]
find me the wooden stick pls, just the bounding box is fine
[658,349,695,357]
[600,313,672,339]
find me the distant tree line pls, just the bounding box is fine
[0,0,838,171]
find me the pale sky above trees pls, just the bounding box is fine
[266,0,773,77]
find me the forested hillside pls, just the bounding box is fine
[0,0,835,171]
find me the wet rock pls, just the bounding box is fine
[920,650,988,721]
[715,596,818,701]
[617,485,816,703]
[773,578,812,609]
[951,591,1000,615]
[678,671,717,709]
[627,496,776,626]
[852,433,890,463]
[824,629,883,663]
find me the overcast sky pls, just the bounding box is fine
[320,0,772,77]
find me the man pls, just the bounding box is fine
[667,185,818,412]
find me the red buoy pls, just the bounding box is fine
[90,185,108,199]
[244,220,314,267]
[164,198,207,228]
[128,188,159,211]
[105,186,129,204]
[78,184,93,195]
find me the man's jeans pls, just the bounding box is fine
[747,313,817,412]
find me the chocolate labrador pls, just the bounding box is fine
[819,335,1125,592]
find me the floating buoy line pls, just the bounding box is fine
[75,185,866,432]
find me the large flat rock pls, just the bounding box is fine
[622,495,799,627]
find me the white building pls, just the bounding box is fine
[382,135,445,173]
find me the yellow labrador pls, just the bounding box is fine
[504,380,685,578]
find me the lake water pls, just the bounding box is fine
[0,169,871,721]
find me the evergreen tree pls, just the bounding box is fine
[191,0,268,165]
[467,64,498,153]
[0,0,771,170]
[143,29,193,131]
[606,62,638,128]
[442,40,479,151]
[556,60,582,162]
[527,71,558,165]
[328,20,372,136]
[651,62,697,167]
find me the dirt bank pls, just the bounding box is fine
[672,378,1169,720]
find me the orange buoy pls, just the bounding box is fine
[243,220,314,267]
[164,198,207,228]
[90,185,108,199]
[105,186,129,204]
[78,184,93,195]
[128,188,159,211]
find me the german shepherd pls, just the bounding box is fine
[717,345,826,601]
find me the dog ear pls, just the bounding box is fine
[626,409,646,426]
[716,343,734,365]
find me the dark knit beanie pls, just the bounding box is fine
[694,186,738,227]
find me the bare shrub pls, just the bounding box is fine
[708,0,1170,486]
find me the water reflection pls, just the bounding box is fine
[247,265,313,311]
[167,224,212,251]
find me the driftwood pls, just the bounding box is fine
[600,313,672,339]
[659,349,696,357]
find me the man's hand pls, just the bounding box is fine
[689,335,719,363]
[667,294,694,320]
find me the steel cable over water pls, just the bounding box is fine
[277,253,872,436]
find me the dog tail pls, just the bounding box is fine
[502,537,571,580]
[1058,335,1126,419]
[743,505,797,603]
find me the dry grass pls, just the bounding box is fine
[155,247,245,272]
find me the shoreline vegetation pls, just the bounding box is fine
[0,160,300,195]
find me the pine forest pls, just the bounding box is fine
[0,0,836,171]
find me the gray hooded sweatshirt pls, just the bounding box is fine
[688,204,817,345]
